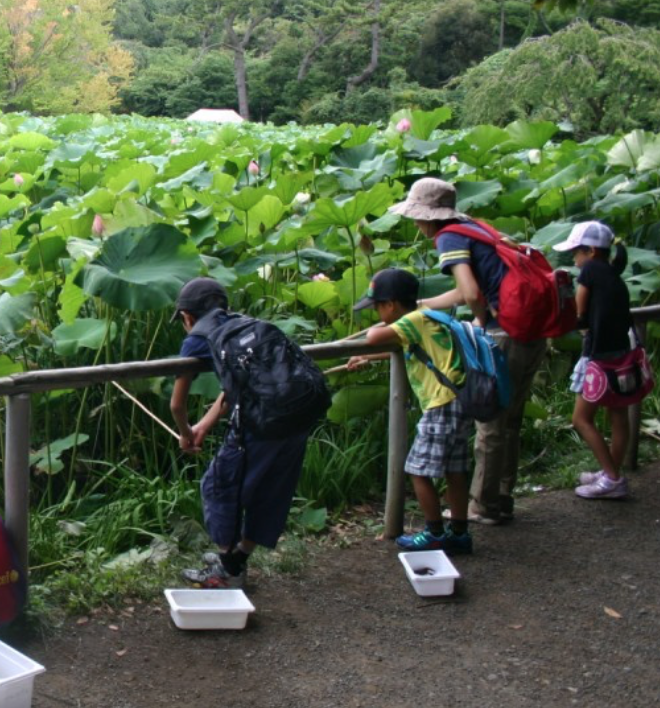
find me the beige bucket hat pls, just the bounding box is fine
[389,178,465,221]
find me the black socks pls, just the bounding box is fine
[220,548,250,576]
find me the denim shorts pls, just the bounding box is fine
[405,399,473,477]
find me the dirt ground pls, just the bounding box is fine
[6,461,660,708]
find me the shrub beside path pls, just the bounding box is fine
[12,462,660,708]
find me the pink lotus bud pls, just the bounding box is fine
[449,154,458,164]
[312,273,330,282]
[170,136,182,145]
[396,118,411,133]
[13,174,24,187]
[92,214,105,236]
[248,160,259,175]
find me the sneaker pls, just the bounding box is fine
[201,551,221,566]
[181,561,246,589]
[575,474,629,500]
[578,470,603,485]
[396,527,473,555]
[442,508,501,526]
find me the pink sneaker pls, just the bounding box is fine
[575,474,628,499]
[578,470,603,485]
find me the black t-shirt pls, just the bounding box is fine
[577,259,631,358]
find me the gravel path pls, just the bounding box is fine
[7,462,660,708]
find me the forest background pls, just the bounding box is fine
[1,0,660,134]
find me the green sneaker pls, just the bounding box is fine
[396,526,473,555]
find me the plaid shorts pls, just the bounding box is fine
[405,399,474,478]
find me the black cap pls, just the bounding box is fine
[171,277,228,322]
[353,269,419,311]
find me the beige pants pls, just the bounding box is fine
[469,333,547,519]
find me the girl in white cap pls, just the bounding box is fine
[553,221,633,499]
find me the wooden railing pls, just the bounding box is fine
[0,341,407,584]
[1,305,659,588]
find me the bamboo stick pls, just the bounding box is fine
[111,381,179,440]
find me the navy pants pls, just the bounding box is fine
[201,427,309,549]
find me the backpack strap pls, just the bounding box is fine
[420,309,480,372]
[434,220,521,252]
[408,342,460,397]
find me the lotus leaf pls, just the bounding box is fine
[226,185,269,212]
[0,194,29,217]
[297,281,338,309]
[456,180,502,211]
[505,121,558,150]
[305,183,394,231]
[52,318,118,356]
[30,433,89,475]
[9,132,56,151]
[607,130,649,169]
[58,265,88,324]
[335,266,370,307]
[0,354,22,376]
[327,385,389,423]
[410,107,452,141]
[23,235,67,272]
[0,292,36,335]
[593,191,656,216]
[76,224,201,312]
[104,200,165,233]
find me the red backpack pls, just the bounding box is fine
[436,221,577,341]
[0,516,26,626]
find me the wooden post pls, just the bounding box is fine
[4,393,31,585]
[625,321,647,471]
[383,350,409,538]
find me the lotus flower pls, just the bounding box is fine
[92,214,105,236]
[248,160,260,175]
[170,136,182,145]
[257,264,272,280]
[312,273,330,282]
[13,174,24,187]
[449,154,458,164]
[396,118,411,133]
[528,149,542,165]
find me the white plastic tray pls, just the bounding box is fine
[398,550,461,596]
[164,588,255,630]
[0,639,46,708]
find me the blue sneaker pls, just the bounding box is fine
[396,527,473,555]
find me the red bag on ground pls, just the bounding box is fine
[436,221,577,341]
[0,516,26,626]
[583,347,655,408]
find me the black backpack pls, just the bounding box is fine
[191,309,332,438]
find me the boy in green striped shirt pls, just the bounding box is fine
[349,268,473,555]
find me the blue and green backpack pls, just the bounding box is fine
[409,310,510,422]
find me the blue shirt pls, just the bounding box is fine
[435,222,508,311]
[179,309,232,372]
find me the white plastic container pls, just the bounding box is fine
[398,550,461,597]
[0,640,46,708]
[164,589,255,630]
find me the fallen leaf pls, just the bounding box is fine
[508,624,524,630]
[76,617,89,625]
[109,624,120,631]
[115,649,128,657]
[604,606,622,619]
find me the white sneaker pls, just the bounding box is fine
[578,470,603,485]
[575,475,629,499]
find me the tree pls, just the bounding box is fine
[446,19,660,136]
[0,0,133,114]
[346,0,381,94]
[286,0,356,82]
